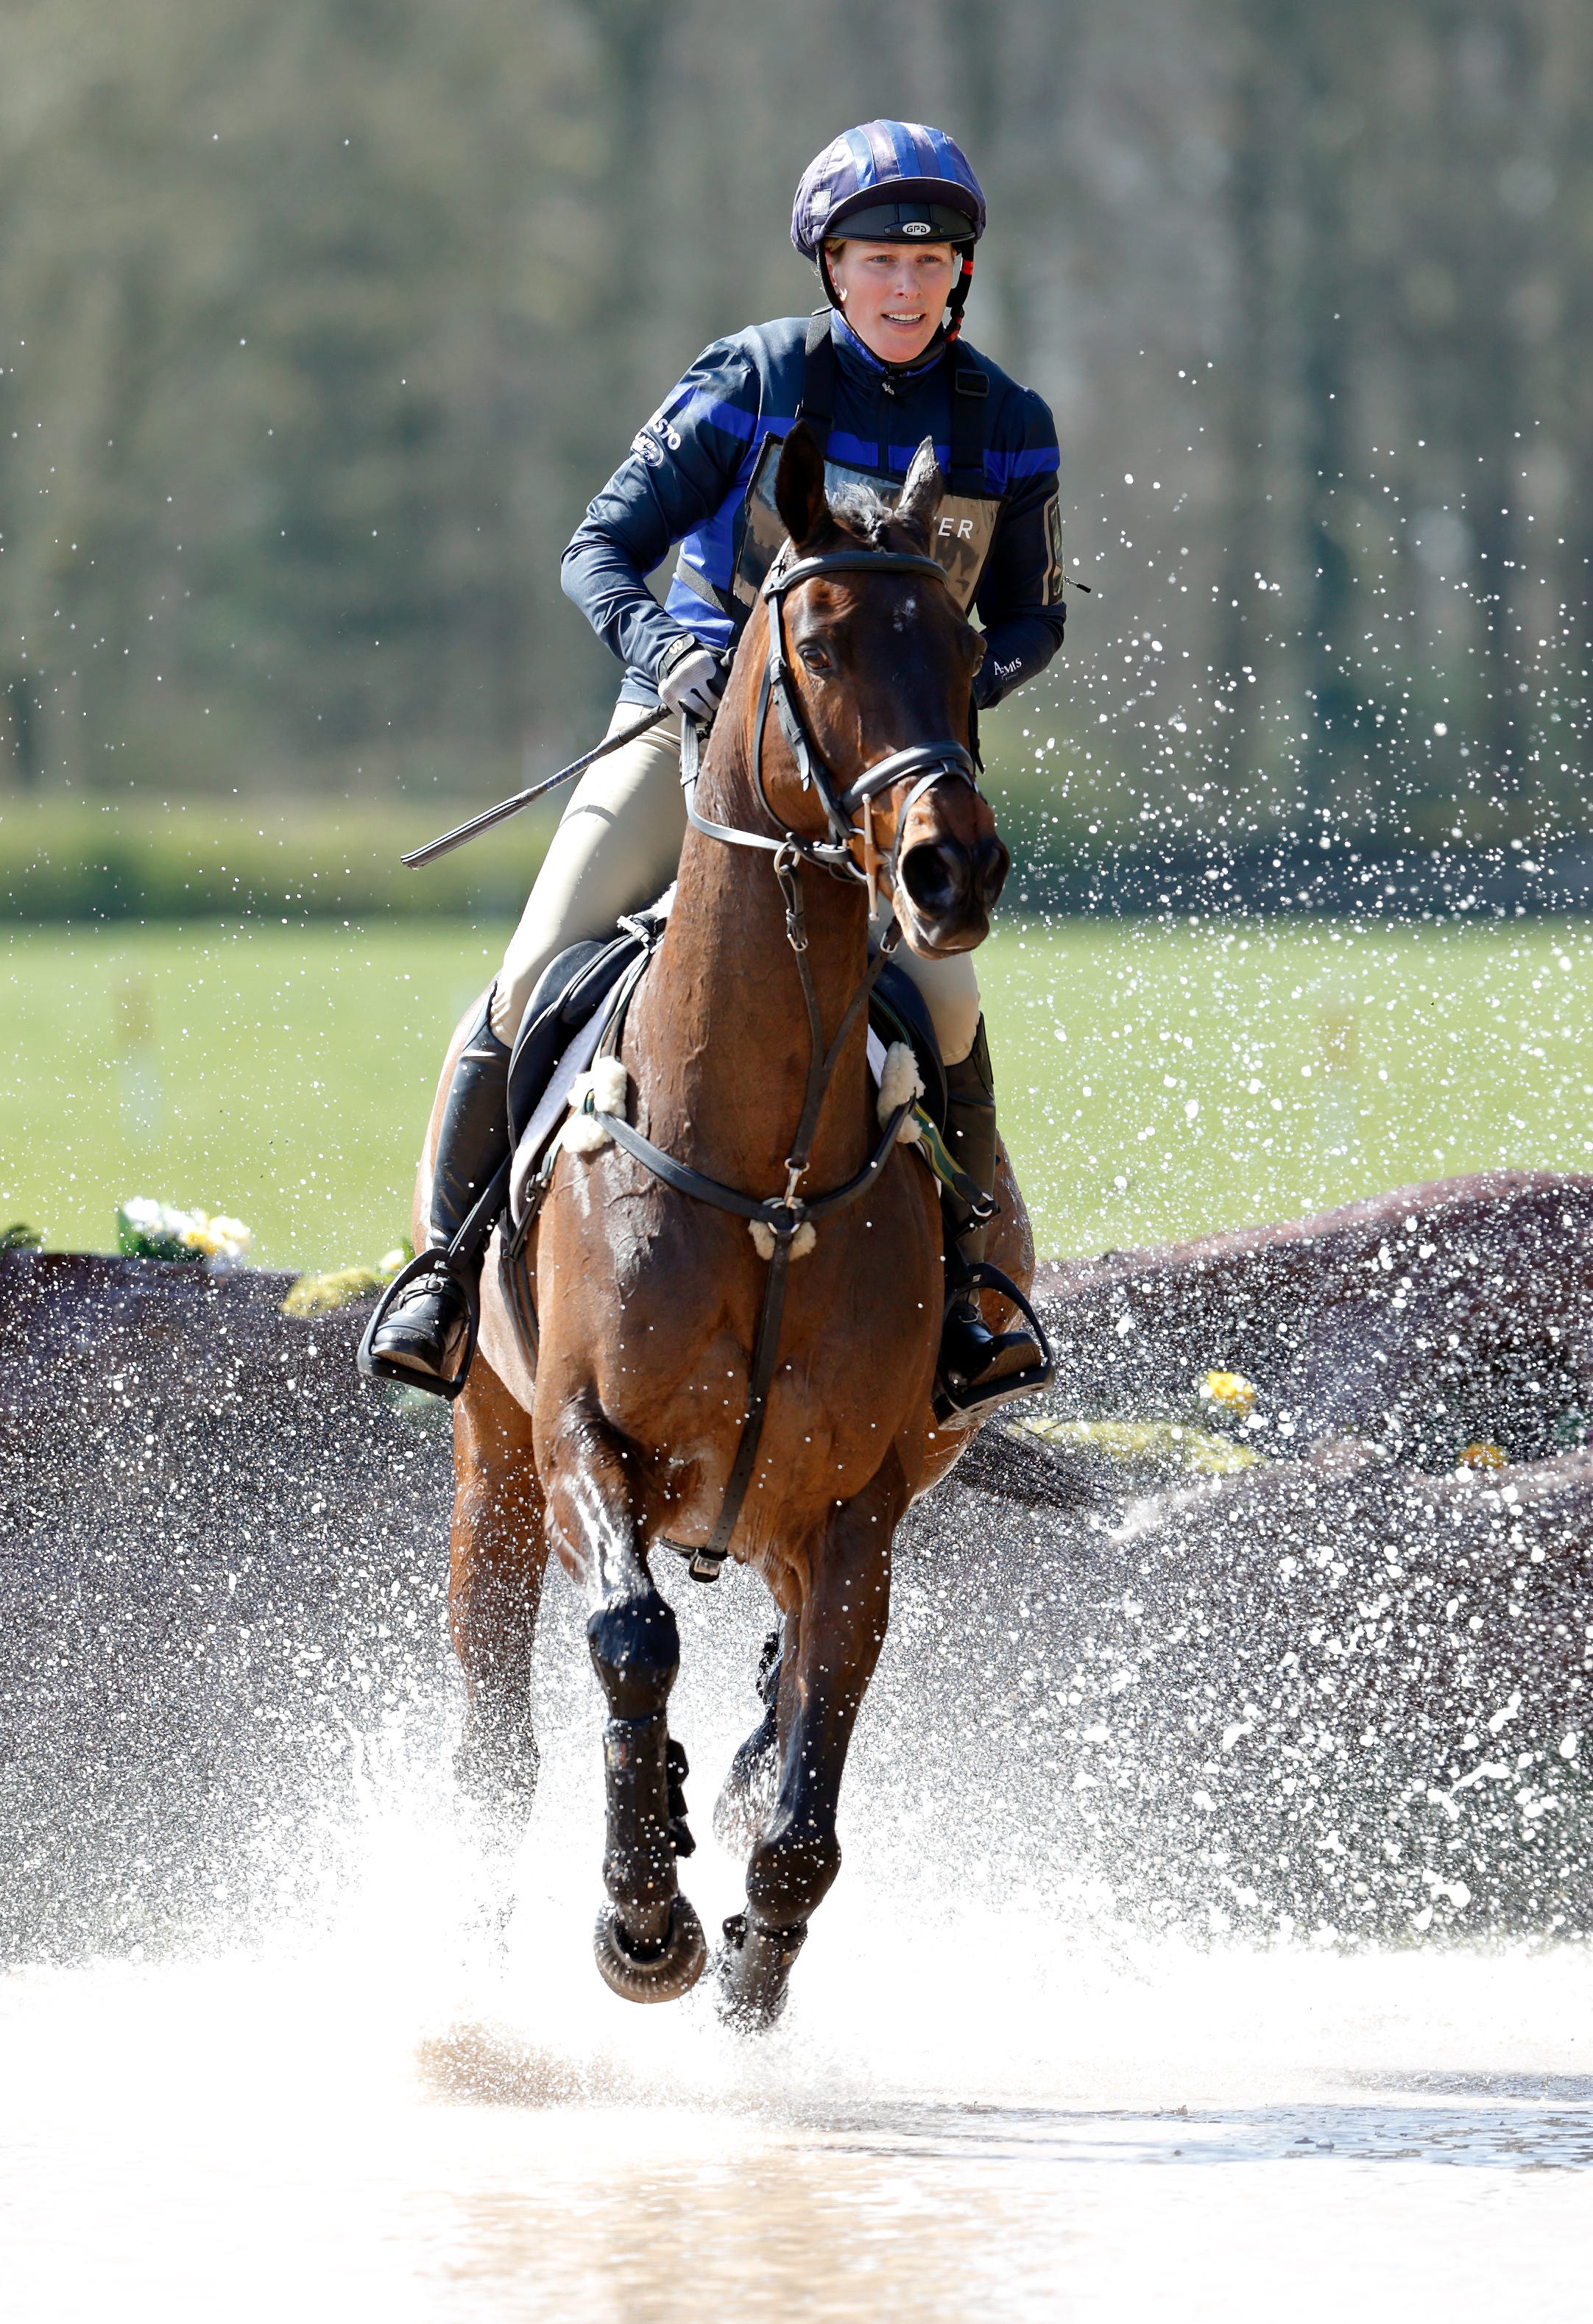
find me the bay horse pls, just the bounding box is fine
[425,423,1039,2028]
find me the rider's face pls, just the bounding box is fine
[827,239,958,365]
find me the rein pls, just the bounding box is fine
[584,539,979,1579]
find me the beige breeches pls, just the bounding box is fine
[492,698,981,1065]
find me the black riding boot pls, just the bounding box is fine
[364,1000,512,1396]
[939,1018,1045,1404]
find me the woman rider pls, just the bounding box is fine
[370,120,1067,1403]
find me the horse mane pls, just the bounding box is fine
[822,478,931,559]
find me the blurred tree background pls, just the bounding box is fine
[1,0,1590,881]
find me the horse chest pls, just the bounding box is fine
[540,1184,936,1490]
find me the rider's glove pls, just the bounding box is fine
[657,637,727,724]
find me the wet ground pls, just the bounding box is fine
[1,1247,1589,2317]
[4,1829,1589,2322]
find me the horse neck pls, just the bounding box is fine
[636,698,873,1191]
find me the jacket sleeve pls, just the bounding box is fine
[560,339,760,682]
[972,388,1067,711]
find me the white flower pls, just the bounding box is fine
[182,1211,252,1264]
[117,1197,252,1266]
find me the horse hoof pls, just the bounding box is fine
[592,1894,707,2005]
[714,1913,807,2033]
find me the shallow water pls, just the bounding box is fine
[5,1919,1590,2320]
[4,1555,1589,2323]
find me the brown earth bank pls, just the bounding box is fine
[1,1179,1588,1962]
[1033,1169,1593,1467]
[0,1252,453,1963]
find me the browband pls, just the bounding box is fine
[763,548,953,598]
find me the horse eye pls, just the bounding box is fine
[799,643,833,676]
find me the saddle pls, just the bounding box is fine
[492,904,1050,1432]
[502,904,952,1230]
[504,899,671,1228]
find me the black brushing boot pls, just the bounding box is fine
[361,1000,512,1398]
[938,1018,1048,1411]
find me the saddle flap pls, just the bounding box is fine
[508,1007,613,1225]
[508,932,643,1147]
[867,958,948,1132]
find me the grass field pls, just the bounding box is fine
[4,913,1592,1272]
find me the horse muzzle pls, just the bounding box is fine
[896,826,1009,955]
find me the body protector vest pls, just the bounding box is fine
[672,315,1002,626]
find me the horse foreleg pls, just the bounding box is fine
[545,1398,707,2003]
[450,1357,549,1833]
[718,1472,898,2030]
[712,1622,783,1856]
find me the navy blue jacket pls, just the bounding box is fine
[562,312,1065,709]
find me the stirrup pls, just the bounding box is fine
[933,1261,1056,1426]
[357,1247,480,1403]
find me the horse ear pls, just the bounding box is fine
[895,436,945,544]
[774,419,830,549]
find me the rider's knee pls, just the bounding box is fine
[587,1587,680,1720]
[891,943,981,1069]
[492,705,686,1045]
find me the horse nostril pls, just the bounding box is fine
[900,840,969,919]
[975,836,1010,914]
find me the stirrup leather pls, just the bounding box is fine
[933,1261,1056,1425]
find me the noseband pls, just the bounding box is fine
[682,542,981,890]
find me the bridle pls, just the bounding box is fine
[682,539,982,913]
[534,531,996,1580]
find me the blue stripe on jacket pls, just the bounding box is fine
[562,311,1064,709]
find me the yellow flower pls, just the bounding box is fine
[119,1197,251,1264]
[1459,1441,1508,1473]
[281,1265,386,1318]
[181,1211,253,1263]
[1017,1415,1264,1477]
[281,1239,413,1317]
[1198,1369,1257,1417]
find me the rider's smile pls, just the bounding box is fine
[827,241,958,367]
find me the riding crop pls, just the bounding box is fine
[400,703,670,868]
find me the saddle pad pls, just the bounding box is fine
[866,1027,983,1214]
[507,928,962,1230]
[869,957,947,1131]
[509,981,626,1225]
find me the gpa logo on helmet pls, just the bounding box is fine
[901,221,932,236]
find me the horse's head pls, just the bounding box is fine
[757,420,1009,957]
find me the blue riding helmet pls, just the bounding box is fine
[791,121,986,258]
